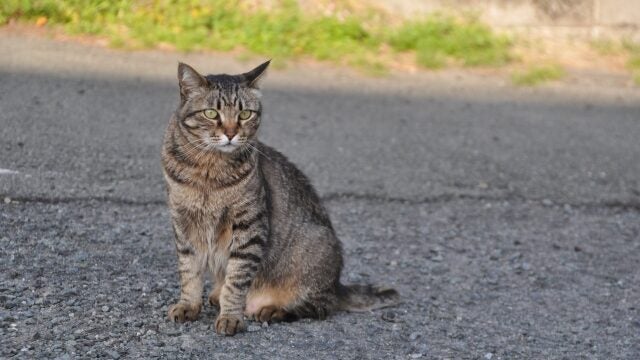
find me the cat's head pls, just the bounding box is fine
[175,61,270,153]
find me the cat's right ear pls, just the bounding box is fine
[178,62,207,101]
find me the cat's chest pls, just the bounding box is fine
[169,181,239,211]
[169,186,238,248]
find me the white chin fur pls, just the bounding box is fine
[215,144,238,153]
[213,135,244,153]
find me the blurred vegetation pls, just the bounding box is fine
[389,16,511,68]
[0,0,513,73]
[626,51,640,86]
[590,38,640,85]
[511,65,565,86]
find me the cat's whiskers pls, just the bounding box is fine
[187,139,210,148]
[181,142,207,158]
[244,142,271,161]
[175,144,202,162]
[193,143,216,163]
[178,139,214,164]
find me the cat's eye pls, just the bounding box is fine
[203,109,218,119]
[238,110,253,120]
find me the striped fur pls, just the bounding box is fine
[162,61,398,336]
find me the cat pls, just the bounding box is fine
[161,60,398,336]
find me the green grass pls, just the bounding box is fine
[590,38,640,86]
[590,39,622,56]
[511,65,565,86]
[627,53,640,86]
[0,0,512,72]
[388,16,511,68]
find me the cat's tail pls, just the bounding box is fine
[336,284,400,312]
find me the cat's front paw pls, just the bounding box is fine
[168,302,201,323]
[215,314,245,336]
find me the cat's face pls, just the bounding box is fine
[175,61,269,153]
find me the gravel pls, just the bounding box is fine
[1,198,639,359]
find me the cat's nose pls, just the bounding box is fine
[224,128,237,139]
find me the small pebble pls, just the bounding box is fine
[484,353,493,359]
[542,199,553,206]
[3,197,11,204]
[409,332,421,341]
[381,310,398,323]
[104,349,120,359]
[247,325,261,332]
[101,305,110,312]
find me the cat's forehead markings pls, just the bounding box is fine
[202,74,257,111]
[207,74,241,90]
[220,93,233,107]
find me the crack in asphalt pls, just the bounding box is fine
[4,195,165,206]
[323,192,640,212]
[3,192,640,212]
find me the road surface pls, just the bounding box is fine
[1,32,639,359]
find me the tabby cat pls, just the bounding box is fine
[161,61,398,336]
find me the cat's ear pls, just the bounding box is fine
[177,62,207,100]
[241,60,271,89]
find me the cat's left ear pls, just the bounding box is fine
[178,62,207,101]
[241,60,271,89]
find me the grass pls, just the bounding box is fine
[0,0,378,58]
[590,39,622,56]
[619,41,640,85]
[511,65,565,86]
[590,38,640,86]
[0,0,513,73]
[388,15,511,68]
[627,53,640,85]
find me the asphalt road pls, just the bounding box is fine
[1,32,640,359]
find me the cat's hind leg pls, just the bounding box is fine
[253,305,294,323]
[287,291,338,320]
[244,285,297,323]
[245,287,337,322]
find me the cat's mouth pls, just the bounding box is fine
[217,143,235,150]
[216,143,241,153]
[213,136,249,153]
